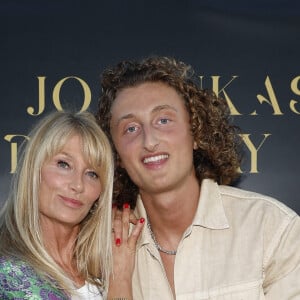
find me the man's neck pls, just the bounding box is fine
[140,177,200,236]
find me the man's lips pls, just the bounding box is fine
[142,154,169,164]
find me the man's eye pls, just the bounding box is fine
[159,118,169,124]
[57,160,69,169]
[126,126,137,133]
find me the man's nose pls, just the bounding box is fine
[143,125,159,152]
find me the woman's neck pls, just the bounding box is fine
[40,219,84,286]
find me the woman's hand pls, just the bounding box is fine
[108,203,145,300]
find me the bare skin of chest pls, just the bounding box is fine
[161,253,176,299]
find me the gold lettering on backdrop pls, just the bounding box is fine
[240,133,271,173]
[253,76,283,115]
[4,135,29,173]
[52,76,91,112]
[27,76,46,116]
[199,76,241,115]
[4,74,299,176]
[290,76,300,114]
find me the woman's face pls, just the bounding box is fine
[39,134,102,228]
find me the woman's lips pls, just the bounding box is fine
[60,196,83,208]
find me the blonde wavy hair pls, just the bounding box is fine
[0,110,113,295]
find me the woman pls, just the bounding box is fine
[0,110,143,299]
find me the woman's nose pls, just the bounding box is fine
[69,172,84,192]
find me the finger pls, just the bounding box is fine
[111,204,118,230]
[113,208,123,246]
[121,203,131,242]
[129,210,138,225]
[127,217,145,248]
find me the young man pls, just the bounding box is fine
[96,56,300,299]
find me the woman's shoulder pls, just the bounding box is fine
[0,255,69,299]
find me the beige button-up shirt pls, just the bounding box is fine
[132,179,300,299]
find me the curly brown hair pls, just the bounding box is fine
[96,56,243,208]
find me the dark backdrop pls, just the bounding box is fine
[1,0,299,213]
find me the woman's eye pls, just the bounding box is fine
[87,171,99,179]
[57,160,69,169]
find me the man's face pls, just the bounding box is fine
[110,81,197,195]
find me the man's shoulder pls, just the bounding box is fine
[219,184,297,219]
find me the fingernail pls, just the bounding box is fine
[139,217,145,224]
[116,238,121,246]
[123,203,130,209]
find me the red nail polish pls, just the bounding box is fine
[123,203,130,209]
[139,217,145,224]
[116,238,121,246]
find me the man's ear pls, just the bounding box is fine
[193,141,198,150]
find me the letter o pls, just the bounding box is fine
[52,76,91,112]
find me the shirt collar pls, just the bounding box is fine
[192,178,229,229]
[134,178,229,249]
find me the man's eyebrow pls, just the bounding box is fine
[115,113,135,126]
[152,104,178,113]
[115,105,178,126]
